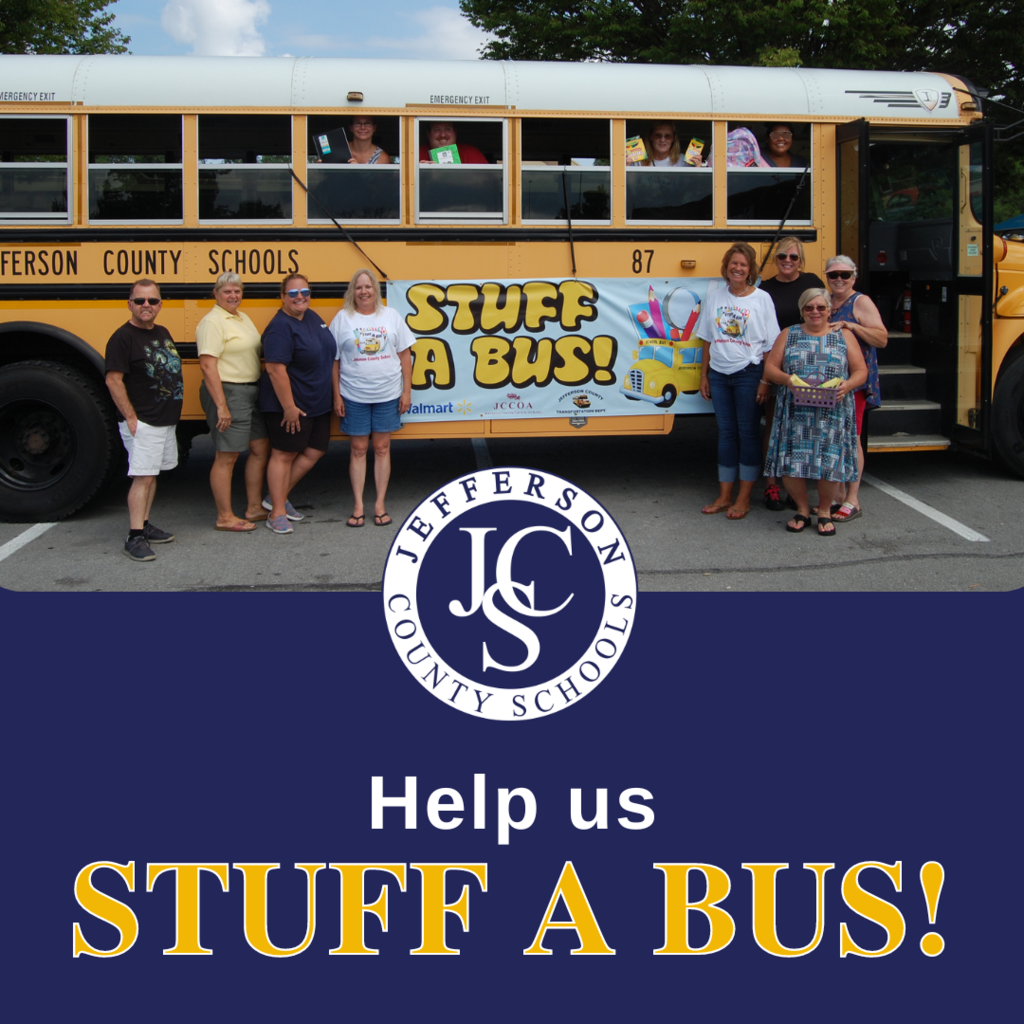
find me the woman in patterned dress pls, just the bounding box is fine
[763,287,867,535]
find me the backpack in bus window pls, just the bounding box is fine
[725,128,770,168]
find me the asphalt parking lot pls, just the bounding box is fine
[1,415,1021,592]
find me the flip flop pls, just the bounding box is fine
[833,502,862,522]
[725,506,750,520]
[215,520,256,532]
[817,516,836,537]
[245,512,269,522]
[347,514,365,528]
[786,513,810,533]
[701,502,730,515]
[374,512,393,527]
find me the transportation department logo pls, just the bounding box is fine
[382,468,637,721]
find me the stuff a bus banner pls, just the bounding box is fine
[393,278,719,420]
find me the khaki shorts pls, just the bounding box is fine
[200,380,268,452]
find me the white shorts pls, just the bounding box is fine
[119,420,178,477]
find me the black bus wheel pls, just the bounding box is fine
[992,352,1024,480]
[0,360,118,522]
[656,385,677,409]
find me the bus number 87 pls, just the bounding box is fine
[632,249,654,274]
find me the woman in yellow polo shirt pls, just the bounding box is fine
[196,272,269,531]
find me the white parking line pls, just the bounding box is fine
[0,522,58,564]
[862,473,990,542]
[472,437,492,469]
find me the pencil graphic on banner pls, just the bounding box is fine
[648,286,666,337]
[636,310,660,338]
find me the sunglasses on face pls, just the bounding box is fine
[827,271,854,280]
[131,297,162,306]
[776,253,800,262]
[285,288,311,298]
[770,131,793,140]
[803,304,829,312]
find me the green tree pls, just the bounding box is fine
[0,0,129,54]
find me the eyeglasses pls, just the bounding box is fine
[131,297,162,306]
[776,253,800,262]
[803,304,830,312]
[651,133,675,140]
[770,131,793,140]
[826,270,854,280]
[351,121,374,128]
[285,288,311,298]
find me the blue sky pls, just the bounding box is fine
[111,0,491,60]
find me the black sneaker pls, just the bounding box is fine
[763,483,785,511]
[124,535,156,561]
[143,522,175,544]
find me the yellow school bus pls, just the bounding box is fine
[1,55,1021,519]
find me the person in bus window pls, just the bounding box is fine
[196,272,269,532]
[758,237,826,511]
[419,122,487,164]
[824,255,887,522]
[642,122,684,167]
[763,123,806,168]
[348,116,390,164]
[696,242,780,519]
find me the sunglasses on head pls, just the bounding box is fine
[131,297,161,306]
[776,253,800,262]
[285,288,311,298]
[827,270,854,280]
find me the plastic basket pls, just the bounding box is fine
[791,384,840,409]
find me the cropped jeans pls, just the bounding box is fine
[708,361,763,483]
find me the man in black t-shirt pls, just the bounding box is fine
[105,279,184,562]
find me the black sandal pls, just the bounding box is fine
[346,514,365,528]
[817,516,836,537]
[786,514,810,534]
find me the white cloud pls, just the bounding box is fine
[365,7,491,60]
[161,0,271,56]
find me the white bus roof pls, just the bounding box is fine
[0,55,967,120]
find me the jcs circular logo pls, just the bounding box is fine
[382,468,637,721]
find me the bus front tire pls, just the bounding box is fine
[656,385,677,409]
[0,360,118,522]
[992,351,1024,480]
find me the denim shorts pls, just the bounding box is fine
[340,397,402,436]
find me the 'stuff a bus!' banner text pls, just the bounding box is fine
[393,278,717,420]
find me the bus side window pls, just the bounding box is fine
[725,121,811,224]
[306,115,401,224]
[520,118,610,223]
[625,119,712,224]
[198,115,292,222]
[88,114,183,222]
[0,117,70,223]
[416,118,506,222]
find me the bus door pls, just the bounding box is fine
[836,119,870,286]
[846,124,992,452]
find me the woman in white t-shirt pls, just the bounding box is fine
[642,122,684,167]
[696,242,780,519]
[329,269,414,527]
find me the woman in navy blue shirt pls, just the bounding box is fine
[257,273,336,534]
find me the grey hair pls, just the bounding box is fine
[213,271,243,296]
[825,254,857,275]
[799,287,830,314]
[343,268,383,314]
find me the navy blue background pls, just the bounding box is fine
[4,586,1018,1023]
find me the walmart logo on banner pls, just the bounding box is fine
[382,469,637,721]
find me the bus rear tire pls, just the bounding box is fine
[992,352,1024,480]
[0,360,118,522]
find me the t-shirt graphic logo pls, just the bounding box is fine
[449,526,574,672]
[383,468,637,721]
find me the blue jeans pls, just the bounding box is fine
[709,362,763,483]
